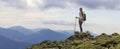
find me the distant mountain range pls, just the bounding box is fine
[26,29,70,43]
[0,35,29,49]
[0,28,25,41]
[8,26,35,35]
[0,26,97,49]
[0,26,73,49]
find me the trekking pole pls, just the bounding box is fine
[74,16,77,33]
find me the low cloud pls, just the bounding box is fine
[0,0,119,10]
[70,0,120,10]
[0,0,27,9]
[42,0,120,10]
[41,0,68,9]
[42,20,74,26]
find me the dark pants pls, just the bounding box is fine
[79,20,83,32]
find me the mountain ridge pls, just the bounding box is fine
[26,32,120,49]
[0,35,29,49]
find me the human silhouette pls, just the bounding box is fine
[76,8,86,32]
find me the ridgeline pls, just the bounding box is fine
[26,31,120,49]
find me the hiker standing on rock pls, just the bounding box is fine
[76,8,86,32]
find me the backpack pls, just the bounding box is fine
[83,13,86,21]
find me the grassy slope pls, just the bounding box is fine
[26,31,120,49]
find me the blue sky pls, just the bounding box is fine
[0,0,120,34]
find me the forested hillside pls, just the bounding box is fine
[26,31,120,49]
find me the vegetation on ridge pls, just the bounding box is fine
[26,31,120,49]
